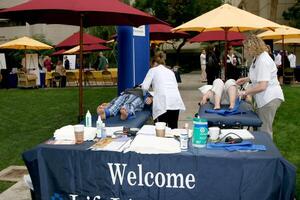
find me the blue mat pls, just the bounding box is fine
[198,101,262,127]
[82,108,152,128]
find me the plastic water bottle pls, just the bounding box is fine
[96,116,103,138]
[180,123,189,151]
[192,117,208,148]
[85,110,92,127]
[101,123,106,138]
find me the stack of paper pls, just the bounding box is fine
[89,136,131,152]
[124,134,180,154]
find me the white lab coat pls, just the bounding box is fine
[141,65,185,119]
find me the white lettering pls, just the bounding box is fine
[110,198,120,200]
[107,163,127,185]
[107,163,196,189]
[137,164,144,186]
[69,194,78,200]
[185,174,195,189]
[127,171,137,186]
[144,172,154,187]
[155,172,166,187]
[166,173,184,188]
[93,196,101,200]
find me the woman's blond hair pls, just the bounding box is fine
[153,51,166,65]
[243,34,268,57]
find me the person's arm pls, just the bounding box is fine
[239,81,268,97]
[141,69,154,91]
[236,77,250,86]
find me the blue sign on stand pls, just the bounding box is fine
[117,25,150,94]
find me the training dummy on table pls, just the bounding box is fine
[97,88,152,121]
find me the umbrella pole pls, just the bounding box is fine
[224,27,229,81]
[282,35,285,83]
[78,13,84,122]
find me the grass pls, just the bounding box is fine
[0,86,299,197]
[0,87,117,192]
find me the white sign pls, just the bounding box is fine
[0,53,6,69]
[133,25,146,37]
[25,54,40,86]
[63,55,76,70]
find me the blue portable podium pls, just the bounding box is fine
[117,25,150,94]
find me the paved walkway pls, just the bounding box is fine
[0,71,203,200]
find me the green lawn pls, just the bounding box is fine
[0,86,299,197]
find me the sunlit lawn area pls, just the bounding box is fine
[0,86,299,196]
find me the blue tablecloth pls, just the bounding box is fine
[23,132,296,200]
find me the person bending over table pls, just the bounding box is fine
[199,78,238,110]
[97,88,152,121]
[236,35,284,138]
[141,51,185,129]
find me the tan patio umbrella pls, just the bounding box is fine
[257,25,300,51]
[172,3,281,77]
[0,36,53,68]
[258,25,300,71]
[274,38,300,44]
[0,36,53,50]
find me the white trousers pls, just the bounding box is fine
[210,78,237,105]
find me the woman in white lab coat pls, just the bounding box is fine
[141,52,185,129]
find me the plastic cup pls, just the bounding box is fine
[74,124,84,144]
[209,127,220,141]
[155,122,166,137]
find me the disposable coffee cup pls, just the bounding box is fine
[209,127,220,141]
[155,122,166,137]
[74,124,84,144]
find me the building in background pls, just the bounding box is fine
[0,0,79,45]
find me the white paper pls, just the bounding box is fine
[53,125,96,141]
[125,134,181,154]
[91,136,131,152]
[220,129,254,140]
[104,126,124,137]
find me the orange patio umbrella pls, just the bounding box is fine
[173,4,281,78]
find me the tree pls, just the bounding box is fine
[283,0,300,28]
[134,0,222,65]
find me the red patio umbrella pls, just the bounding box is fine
[150,24,189,41]
[51,49,66,56]
[189,31,245,43]
[0,0,162,120]
[64,43,111,54]
[56,32,107,48]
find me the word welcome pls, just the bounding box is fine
[107,163,195,189]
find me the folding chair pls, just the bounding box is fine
[102,70,113,85]
[66,71,78,86]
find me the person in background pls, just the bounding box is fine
[226,46,239,80]
[200,49,207,82]
[141,51,185,129]
[64,56,70,70]
[199,79,238,110]
[266,45,274,60]
[43,56,52,72]
[288,51,296,69]
[236,35,284,139]
[206,45,219,85]
[97,52,109,71]
[274,50,283,85]
[55,60,66,87]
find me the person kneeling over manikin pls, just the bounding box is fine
[97,88,152,121]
